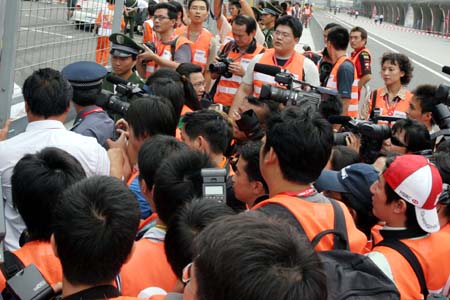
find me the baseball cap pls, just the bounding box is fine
[383,155,443,233]
[315,163,379,212]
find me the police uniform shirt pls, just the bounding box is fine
[262,27,274,48]
[71,105,115,149]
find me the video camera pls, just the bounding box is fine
[254,63,337,109]
[96,75,147,117]
[209,56,234,79]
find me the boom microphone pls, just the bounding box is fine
[443,66,450,76]
[254,63,282,77]
[106,75,132,86]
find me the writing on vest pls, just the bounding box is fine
[326,56,359,117]
[215,42,265,106]
[252,48,305,98]
[98,4,114,36]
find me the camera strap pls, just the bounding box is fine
[369,88,378,121]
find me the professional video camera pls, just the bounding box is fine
[431,84,450,139]
[209,56,234,78]
[96,75,147,117]
[254,63,337,109]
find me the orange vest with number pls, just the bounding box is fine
[0,241,62,291]
[119,238,177,296]
[252,48,305,98]
[145,35,193,78]
[369,87,412,122]
[183,28,215,73]
[372,232,450,300]
[326,56,359,117]
[215,42,265,106]
[252,195,368,253]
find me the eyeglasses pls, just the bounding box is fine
[190,6,207,11]
[154,15,170,21]
[390,135,407,148]
[273,30,293,39]
[182,262,193,284]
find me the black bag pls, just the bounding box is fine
[277,197,400,300]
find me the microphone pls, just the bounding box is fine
[106,75,132,86]
[442,66,450,76]
[254,63,282,77]
[327,115,352,124]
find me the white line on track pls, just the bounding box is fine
[20,27,73,39]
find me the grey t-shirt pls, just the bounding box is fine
[173,43,192,63]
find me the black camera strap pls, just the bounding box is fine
[369,88,378,121]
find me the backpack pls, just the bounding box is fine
[276,197,400,300]
[378,239,449,300]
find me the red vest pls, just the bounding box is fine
[215,42,265,106]
[119,238,177,296]
[326,56,359,117]
[252,194,368,253]
[252,49,305,98]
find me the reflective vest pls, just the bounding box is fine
[326,56,359,117]
[372,232,450,299]
[441,223,450,234]
[119,238,177,296]
[183,28,215,73]
[368,86,412,121]
[0,241,62,291]
[215,42,265,106]
[145,35,193,78]
[252,194,368,253]
[143,19,155,44]
[252,48,305,98]
[350,47,371,81]
[303,7,312,16]
[97,4,115,36]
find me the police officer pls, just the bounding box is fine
[62,61,115,149]
[103,33,145,92]
[261,2,281,48]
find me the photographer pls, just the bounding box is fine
[211,15,265,108]
[230,15,319,115]
[62,61,115,149]
[382,118,431,155]
[407,84,440,134]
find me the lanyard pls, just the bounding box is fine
[383,94,401,116]
[271,51,295,68]
[80,107,103,119]
[277,187,316,198]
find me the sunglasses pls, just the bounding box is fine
[390,135,407,148]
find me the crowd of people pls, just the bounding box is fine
[0,0,450,299]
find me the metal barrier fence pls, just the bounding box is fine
[0,0,124,136]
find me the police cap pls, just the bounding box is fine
[109,33,145,57]
[62,61,107,90]
[261,2,281,16]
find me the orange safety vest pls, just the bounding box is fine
[441,223,450,234]
[143,19,155,44]
[0,241,62,291]
[368,86,412,121]
[252,48,305,98]
[326,56,359,117]
[145,35,193,78]
[350,47,371,80]
[119,238,177,296]
[181,28,215,73]
[215,42,265,106]
[252,194,368,253]
[372,232,450,299]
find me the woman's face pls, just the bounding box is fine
[381,60,405,87]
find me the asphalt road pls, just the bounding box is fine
[311,10,450,91]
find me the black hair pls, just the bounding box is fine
[326,26,349,51]
[188,0,210,11]
[391,118,431,153]
[274,15,303,38]
[436,139,450,155]
[412,84,439,114]
[383,158,427,234]
[148,0,157,16]
[176,63,203,78]
[381,52,413,86]
[229,0,241,9]
[340,192,378,239]
[350,26,368,41]
[127,96,178,139]
[263,107,333,184]
[53,176,140,285]
[138,135,188,189]
[71,86,101,106]
[233,14,257,34]
[147,68,201,114]
[182,110,233,155]
[22,68,72,118]
[324,22,339,31]
[329,145,360,171]
[164,198,235,279]
[153,150,214,225]
[154,2,178,20]
[12,147,86,241]
[318,94,343,120]
[193,212,328,300]
[238,140,268,193]
[432,151,450,184]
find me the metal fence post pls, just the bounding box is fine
[0,0,21,127]
[113,0,126,34]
